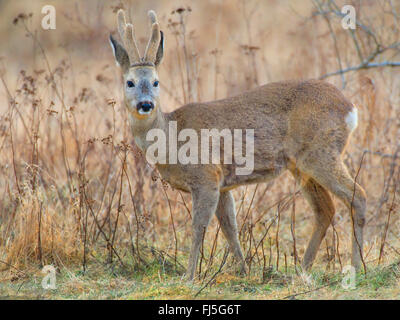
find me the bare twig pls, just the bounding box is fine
[194,249,229,297]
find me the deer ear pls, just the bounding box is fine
[154,30,164,67]
[109,34,130,71]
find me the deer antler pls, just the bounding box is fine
[143,10,161,64]
[117,9,141,64]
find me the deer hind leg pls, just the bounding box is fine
[298,157,367,271]
[186,185,220,281]
[215,191,247,274]
[291,171,335,270]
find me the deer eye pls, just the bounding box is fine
[153,80,159,87]
[126,80,135,88]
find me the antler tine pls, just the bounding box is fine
[144,10,161,64]
[117,9,141,64]
[148,10,158,24]
[117,9,126,39]
[124,23,141,63]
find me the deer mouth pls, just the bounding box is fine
[136,101,154,115]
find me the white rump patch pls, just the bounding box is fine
[345,106,358,132]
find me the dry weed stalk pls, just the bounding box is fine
[0,1,398,287]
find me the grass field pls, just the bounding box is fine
[1,260,400,299]
[0,0,399,300]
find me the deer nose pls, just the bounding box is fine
[136,101,154,113]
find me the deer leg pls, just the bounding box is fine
[215,191,247,274]
[292,174,335,270]
[186,186,219,281]
[299,158,367,271]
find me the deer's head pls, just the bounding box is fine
[109,10,164,119]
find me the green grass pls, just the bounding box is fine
[1,259,399,300]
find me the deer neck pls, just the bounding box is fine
[128,106,170,153]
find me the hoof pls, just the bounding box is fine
[236,263,248,276]
[183,272,195,283]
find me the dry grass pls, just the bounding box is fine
[0,0,399,299]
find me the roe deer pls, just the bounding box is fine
[109,9,367,280]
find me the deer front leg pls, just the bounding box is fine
[185,185,220,281]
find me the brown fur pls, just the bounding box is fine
[110,10,367,281]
